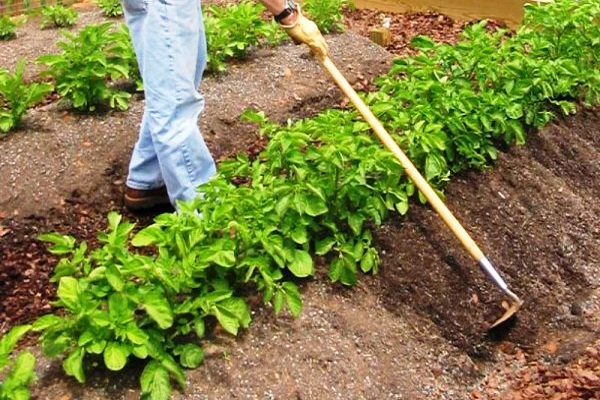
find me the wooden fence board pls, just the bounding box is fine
[354,0,541,28]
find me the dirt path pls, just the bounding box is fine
[1,6,599,400]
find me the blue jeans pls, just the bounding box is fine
[123,0,216,206]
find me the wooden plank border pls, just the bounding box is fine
[354,0,548,28]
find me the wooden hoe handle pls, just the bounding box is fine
[319,58,484,259]
[317,55,522,306]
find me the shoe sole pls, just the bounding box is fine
[124,195,171,210]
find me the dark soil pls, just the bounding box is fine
[1,3,599,399]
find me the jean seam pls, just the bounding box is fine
[160,2,182,105]
[180,142,197,187]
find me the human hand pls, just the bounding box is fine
[281,7,329,60]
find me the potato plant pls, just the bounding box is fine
[303,0,348,33]
[372,0,600,178]
[37,22,134,112]
[204,0,286,72]
[97,0,123,17]
[0,15,16,40]
[0,61,53,135]
[0,325,36,400]
[40,5,78,29]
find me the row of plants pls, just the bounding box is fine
[0,0,348,135]
[1,3,76,37]
[1,0,599,398]
[0,0,64,18]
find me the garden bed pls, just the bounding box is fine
[1,3,599,399]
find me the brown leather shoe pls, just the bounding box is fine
[124,186,171,210]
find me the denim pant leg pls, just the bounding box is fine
[123,0,216,205]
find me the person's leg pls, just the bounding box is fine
[132,0,216,205]
[123,0,165,194]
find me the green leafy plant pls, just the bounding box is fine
[0,16,16,40]
[302,0,348,33]
[35,212,252,400]
[36,22,133,111]
[371,0,600,178]
[0,60,53,135]
[97,0,123,17]
[0,325,36,400]
[40,5,78,29]
[18,0,600,398]
[519,0,600,105]
[204,0,286,72]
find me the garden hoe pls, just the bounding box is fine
[312,53,524,330]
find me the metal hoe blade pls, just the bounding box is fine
[490,289,524,329]
[478,256,524,329]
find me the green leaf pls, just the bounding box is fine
[43,332,73,357]
[178,344,204,369]
[296,193,328,216]
[90,310,111,328]
[329,255,357,286]
[360,248,378,273]
[275,193,293,217]
[213,307,240,336]
[218,297,251,329]
[340,260,357,286]
[282,282,303,318]
[315,237,336,255]
[77,330,95,347]
[348,214,365,236]
[273,290,284,314]
[305,183,326,202]
[290,224,308,244]
[0,325,32,364]
[193,316,205,339]
[88,266,107,281]
[158,354,186,389]
[140,361,171,400]
[56,276,80,310]
[6,351,36,392]
[142,291,173,329]
[207,250,236,267]
[106,264,125,292]
[506,103,524,119]
[395,201,409,215]
[125,324,149,345]
[107,211,122,232]
[63,347,85,383]
[425,154,443,181]
[212,297,250,336]
[131,344,149,359]
[132,225,164,247]
[86,339,107,355]
[411,35,435,50]
[328,258,343,282]
[507,120,526,145]
[287,249,314,278]
[38,233,76,255]
[109,292,131,321]
[103,342,129,371]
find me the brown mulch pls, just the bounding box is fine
[472,339,600,399]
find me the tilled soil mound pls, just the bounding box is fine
[0,5,599,400]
